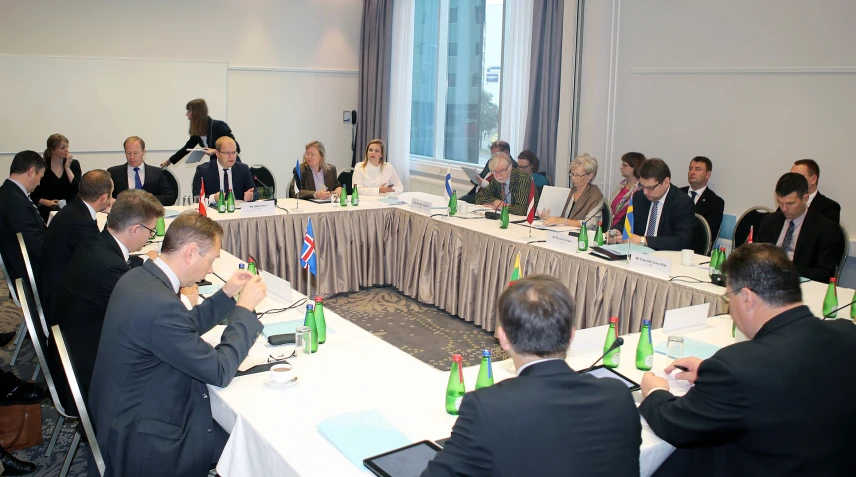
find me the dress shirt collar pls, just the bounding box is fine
[807,190,818,207]
[788,207,808,229]
[689,185,707,202]
[82,200,97,220]
[7,178,30,197]
[153,257,181,293]
[515,357,564,376]
[753,304,812,340]
[108,231,130,262]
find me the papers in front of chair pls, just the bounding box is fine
[185,149,208,164]
[517,219,578,232]
[653,368,693,396]
[662,303,710,333]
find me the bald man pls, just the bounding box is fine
[191,136,256,203]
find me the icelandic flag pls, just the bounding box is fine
[300,218,317,276]
[622,196,634,240]
[526,180,536,224]
[444,167,453,200]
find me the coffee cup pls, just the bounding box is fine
[268,363,295,383]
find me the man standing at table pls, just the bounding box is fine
[791,158,840,223]
[475,152,534,216]
[617,158,695,251]
[0,150,46,283]
[754,172,841,282]
[88,211,267,477]
[108,136,177,206]
[422,275,641,477]
[191,136,256,204]
[639,244,856,477]
[679,156,724,245]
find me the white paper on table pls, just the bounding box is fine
[569,324,608,356]
[261,270,292,303]
[653,368,693,396]
[527,219,578,232]
[662,303,710,333]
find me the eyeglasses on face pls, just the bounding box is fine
[719,287,748,304]
[640,180,663,192]
[491,166,510,175]
[138,223,157,239]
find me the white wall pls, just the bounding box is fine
[0,0,361,197]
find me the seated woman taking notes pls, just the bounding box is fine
[352,139,403,195]
[293,141,342,200]
[540,153,603,228]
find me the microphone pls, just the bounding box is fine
[253,175,269,188]
[581,337,624,374]
[822,298,856,320]
[485,189,513,219]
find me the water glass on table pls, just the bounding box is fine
[666,336,684,359]
[295,326,312,355]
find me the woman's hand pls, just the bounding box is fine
[204,148,217,156]
[160,159,171,168]
[315,190,332,200]
[379,185,394,194]
[39,199,59,208]
[543,216,567,226]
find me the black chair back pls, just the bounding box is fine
[338,169,354,195]
[601,200,612,231]
[732,206,773,248]
[250,165,277,195]
[162,168,179,205]
[692,214,712,256]
[837,223,850,281]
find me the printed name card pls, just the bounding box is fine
[546,231,578,254]
[241,200,276,217]
[410,198,433,215]
[629,253,671,280]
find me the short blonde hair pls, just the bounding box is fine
[304,140,330,171]
[215,136,236,152]
[570,153,598,179]
[487,152,512,171]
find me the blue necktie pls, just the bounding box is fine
[133,167,143,189]
[782,220,795,254]
[690,190,698,202]
[646,201,659,236]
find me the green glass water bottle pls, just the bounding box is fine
[226,189,235,213]
[635,319,654,370]
[314,296,327,344]
[578,221,589,251]
[594,221,604,246]
[445,354,466,415]
[604,316,620,368]
[709,247,720,277]
[500,205,509,229]
[351,184,360,206]
[339,189,348,207]
[823,278,838,319]
[449,191,457,216]
[247,257,257,275]
[475,350,494,389]
[155,216,165,237]
[217,190,226,213]
[303,304,318,353]
[850,289,856,321]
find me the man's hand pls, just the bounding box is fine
[209,192,220,204]
[641,371,670,398]
[235,275,267,311]
[180,285,199,307]
[665,357,703,383]
[491,199,506,209]
[243,188,255,202]
[39,199,59,207]
[222,270,254,298]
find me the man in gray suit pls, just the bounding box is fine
[88,211,267,477]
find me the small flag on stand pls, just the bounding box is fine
[300,218,317,276]
[294,159,302,197]
[198,179,207,216]
[526,180,536,225]
[622,196,634,240]
[507,253,522,287]
[444,167,453,200]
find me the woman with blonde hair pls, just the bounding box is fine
[352,139,403,195]
[293,141,342,200]
[161,98,241,167]
[32,133,81,221]
[541,153,604,227]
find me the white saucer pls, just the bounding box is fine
[263,376,299,388]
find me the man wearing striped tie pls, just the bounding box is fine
[475,152,534,216]
[617,158,695,251]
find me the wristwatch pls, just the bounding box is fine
[640,237,646,246]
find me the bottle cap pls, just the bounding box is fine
[831,278,837,283]
[315,295,323,303]
[609,316,618,323]
[238,264,245,269]
[248,256,256,263]
[306,304,314,311]
[452,354,463,363]
[482,350,491,357]
[642,319,651,325]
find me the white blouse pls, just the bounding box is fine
[352,161,404,196]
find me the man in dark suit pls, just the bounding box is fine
[108,136,177,206]
[475,152,535,216]
[422,275,641,477]
[191,136,256,203]
[755,173,841,282]
[460,140,518,204]
[39,169,114,319]
[639,244,856,476]
[791,158,840,223]
[53,189,164,399]
[618,158,695,251]
[88,211,267,477]
[679,156,725,246]
[0,151,46,283]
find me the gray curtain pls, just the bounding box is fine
[355,0,395,167]
[523,0,564,181]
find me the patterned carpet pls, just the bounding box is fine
[0,272,504,475]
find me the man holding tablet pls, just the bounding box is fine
[420,275,641,477]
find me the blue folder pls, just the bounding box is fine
[316,409,412,469]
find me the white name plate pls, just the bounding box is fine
[241,200,276,217]
[629,253,671,280]
[410,198,433,215]
[546,231,578,254]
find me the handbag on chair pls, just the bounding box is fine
[0,403,43,451]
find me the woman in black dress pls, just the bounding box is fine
[32,133,81,222]
[161,98,241,167]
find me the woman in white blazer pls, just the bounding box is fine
[352,139,403,195]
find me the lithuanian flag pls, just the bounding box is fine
[508,253,522,286]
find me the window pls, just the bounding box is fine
[411,0,504,165]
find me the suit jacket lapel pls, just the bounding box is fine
[100,229,126,261]
[143,164,155,189]
[792,212,815,260]
[142,259,176,293]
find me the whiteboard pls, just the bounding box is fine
[0,55,227,153]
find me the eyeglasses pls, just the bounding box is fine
[640,180,663,192]
[491,166,510,175]
[570,172,589,179]
[267,351,296,363]
[719,287,747,304]
[519,163,533,171]
[138,223,157,239]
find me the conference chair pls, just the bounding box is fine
[162,168,180,205]
[15,278,80,467]
[732,206,773,248]
[0,250,28,366]
[837,223,850,281]
[692,214,713,256]
[338,168,354,196]
[250,164,277,196]
[600,199,612,231]
[17,233,50,338]
[52,324,105,477]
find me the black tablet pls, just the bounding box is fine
[363,440,443,477]
[584,365,641,391]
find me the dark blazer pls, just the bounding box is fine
[39,197,100,320]
[639,306,856,477]
[679,186,725,245]
[631,184,695,251]
[293,163,340,199]
[52,229,141,399]
[422,360,641,477]
[108,163,177,206]
[0,179,46,282]
[809,191,840,223]
[191,160,256,201]
[89,260,262,477]
[31,158,81,222]
[167,117,241,165]
[755,209,842,282]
